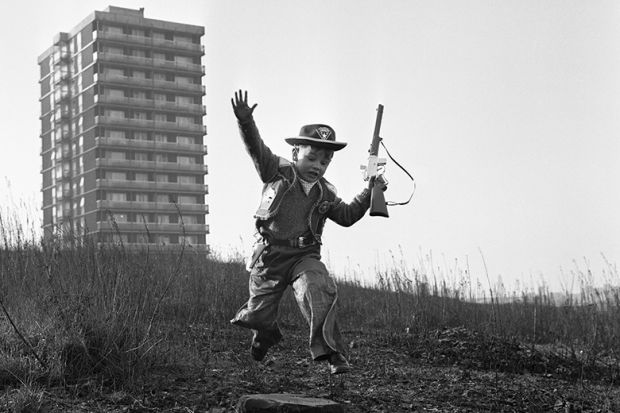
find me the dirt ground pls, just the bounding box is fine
[4,326,620,412]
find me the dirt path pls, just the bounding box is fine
[6,327,620,412]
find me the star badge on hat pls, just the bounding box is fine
[316,127,332,140]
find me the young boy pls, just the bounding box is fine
[230,90,385,374]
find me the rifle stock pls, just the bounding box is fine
[370,180,389,217]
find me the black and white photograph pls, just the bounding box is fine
[1,1,619,411]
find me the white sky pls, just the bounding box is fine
[1,0,619,292]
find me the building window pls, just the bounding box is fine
[106,88,124,98]
[175,35,191,44]
[155,194,170,203]
[182,215,198,224]
[175,55,193,64]
[154,133,167,142]
[134,152,148,161]
[178,195,197,204]
[106,109,125,119]
[135,172,149,181]
[177,136,194,145]
[107,150,125,160]
[156,214,169,224]
[134,131,148,141]
[157,235,170,245]
[154,154,168,163]
[104,25,123,34]
[176,116,193,125]
[155,174,168,182]
[177,96,193,105]
[112,213,128,222]
[106,130,125,139]
[179,235,197,245]
[178,175,196,184]
[105,46,123,55]
[136,193,149,202]
[111,233,129,243]
[106,171,126,180]
[107,192,126,201]
[107,67,124,78]
[177,156,195,165]
[176,75,192,84]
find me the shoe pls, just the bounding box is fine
[250,341,269,361]
[328,353,351,374]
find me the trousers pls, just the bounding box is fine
[230,243,346,360]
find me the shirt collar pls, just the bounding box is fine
[299,178,318,196]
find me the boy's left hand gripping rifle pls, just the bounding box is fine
[361,104,416,218]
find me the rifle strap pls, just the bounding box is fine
[380,140,416,206]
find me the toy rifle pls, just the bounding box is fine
[362,104,389,217]
[361,104,417,217]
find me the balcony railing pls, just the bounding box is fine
[95,242,211,252]
[97,52,153,67]
[96,221,209,233]
[95,116,206,134]
[153,80,205,94]
[95,137,207,154]
[95,159,208,173]
[153,59,204,74]
[95,73,154,88]
[96,31,151,46]
[151,37,204,54]
[96,178,208,192]
[97,200,209,213]
[153,100,206,115]
[97,31,204,54]
[94,95,205,115]
[94,73,205,94]
[154,120,205,133]
[95,53,203,74]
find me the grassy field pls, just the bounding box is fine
[1,216,619,412]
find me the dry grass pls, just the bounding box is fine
[1,209,619,404]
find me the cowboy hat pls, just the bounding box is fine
[285,124,347,151]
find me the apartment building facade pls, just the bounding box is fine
[37,6,209,250]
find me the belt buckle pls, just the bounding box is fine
[297,236,311,248]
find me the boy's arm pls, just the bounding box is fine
[232,90,281,183]
[327,177,388,226]
[327,188,371,227]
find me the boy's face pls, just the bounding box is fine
[294,145,333,182]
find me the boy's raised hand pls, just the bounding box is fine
[231,90,257,122]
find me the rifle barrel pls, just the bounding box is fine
[369,104,384,156]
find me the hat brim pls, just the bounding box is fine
[285,137,347,151]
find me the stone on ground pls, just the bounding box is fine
[236,393,344,412]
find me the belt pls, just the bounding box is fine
[266,234,320,248]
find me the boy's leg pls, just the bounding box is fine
[231,248,288,359]
[290,257,347,361]
[231,276,287,360]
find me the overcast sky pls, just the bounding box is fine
[1,0,619,293]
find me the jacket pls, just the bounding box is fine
[238,117,371,243]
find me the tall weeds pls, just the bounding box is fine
[1,209,618,388]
